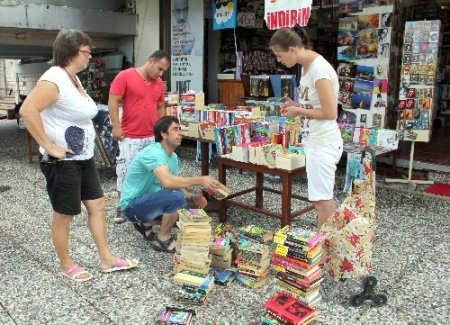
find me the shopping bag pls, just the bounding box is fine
[321,178,376,279]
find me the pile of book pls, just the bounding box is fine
[237,224,274,244]
[209,224,235,269]
[173,209,214,305]
[209,268,237,286]
[272,226,324,306]
[261,291,318,325]
[235,234,271,289]
[156,306,195,325]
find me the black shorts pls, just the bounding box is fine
[39,157,103,215]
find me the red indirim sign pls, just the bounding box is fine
[264,0,312,30]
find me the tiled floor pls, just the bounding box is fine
[396,126,450,166]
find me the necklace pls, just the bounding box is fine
[63,68,80,89]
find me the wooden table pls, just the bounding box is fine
[217,157,315,226]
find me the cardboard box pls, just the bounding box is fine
[276,154,306,170]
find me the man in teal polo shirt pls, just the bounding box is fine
[119,116,220,253]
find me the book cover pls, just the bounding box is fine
[264,292,317,324]
[238,225,274,243]
[206,182,230,200]
[156,307,195,325]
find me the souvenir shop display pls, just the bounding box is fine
[79,58,109,104]
[336,3,394,130]
[395,20,441,142]
[386,20,441,186]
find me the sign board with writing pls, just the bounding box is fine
[213,0,237,30]
[264,0,312,30]
[237,12,256,28]
[171,0,204,92]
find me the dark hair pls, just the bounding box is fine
[154,116,180,142]
[269,26,313,51]
[50,29,93,67]
[149,50,170,62]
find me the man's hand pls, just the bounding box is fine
[200,176,221,194]
[192,193,208,209]
[112,126,124,141]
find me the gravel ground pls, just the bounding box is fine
[1,120,449,325]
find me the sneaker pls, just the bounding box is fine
[113,207,127,224]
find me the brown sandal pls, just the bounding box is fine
[152,236,176,254]
[133,223,156,241]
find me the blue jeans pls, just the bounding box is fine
[123,189,186,223]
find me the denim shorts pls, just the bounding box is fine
[123,189,187,223]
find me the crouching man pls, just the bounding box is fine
[119,116,220,253]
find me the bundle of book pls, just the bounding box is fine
[235,234,271,289]
[173,209,215,305]
[209,224,235,270]
[272,226,324,306]
[156,306,195,325]
[261,291,318,325]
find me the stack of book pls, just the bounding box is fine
[237,224,274,244]
[272,226,324,306]
[261,291,318,325]
[173,209,214,305]
[156,306,195,325]
[209,268,237,286]
[235,235,271,289]
[209,224,235,269]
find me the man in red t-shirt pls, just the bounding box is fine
[108,50,170,223]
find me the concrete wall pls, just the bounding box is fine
[9,0,126,12]
[0,59,45,98]
[0,59,19,98]
[134,0,159,66]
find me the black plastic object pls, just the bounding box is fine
[350,276,388,307]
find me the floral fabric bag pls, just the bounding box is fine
[321,173,376,280]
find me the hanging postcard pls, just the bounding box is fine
[397,20,441,142]
[264,0,313,30]
[212,0,237,30]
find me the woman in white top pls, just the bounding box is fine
[270,26,343,229]
[20,29,138,282]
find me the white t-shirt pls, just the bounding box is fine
[297,55,342,148]
[39,66,98,160]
